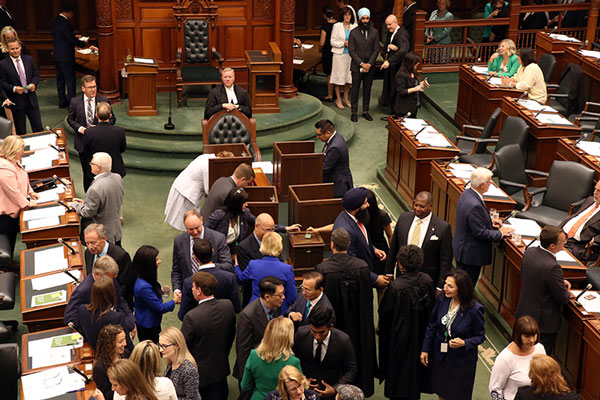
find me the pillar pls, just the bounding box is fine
[279,0,297,98]
[96,0,119,102]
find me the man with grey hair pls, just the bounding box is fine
[71,152,124,246]
[335,384,364,400]
[453,167,513,285]
[64,254,133,330]
[204,67,252,119]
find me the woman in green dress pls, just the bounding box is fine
[488,38,521,77]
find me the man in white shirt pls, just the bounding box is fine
[204,68,252,119]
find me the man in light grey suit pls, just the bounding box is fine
[200,162,255,220]
[71,152,124,245]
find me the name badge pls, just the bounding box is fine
[440,343,448,353]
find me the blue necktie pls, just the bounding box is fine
[304,301,311,320]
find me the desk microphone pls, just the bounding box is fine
[68,365,91,384]
[577,40,589,51]
[533,109,545,119]
[575,283,593,306]
[45,125,60,138]
[49,144,62,152]
[62,268,80,284]
[57,200,75,213]
[502,210,517,224]
[551,26,558,33]
[470,57,481,70]
[463,180,470,189]
[413,126,427,139]
[395,111,411,124]
[53,174,68,187]
[514,91,527,104]
[574,132,589,146]
[58,238,77,255]
[525,237,538,250]
[444,155,460,169]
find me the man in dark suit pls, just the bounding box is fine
[348,8,380,122]
[515,225,571,355]
[181,272,236,400]
[403,0,418,47]
[64,255,132,330]
[0,0,15,32]
[83,102,126,179]
[52,5,93,108]
[0,38,42,135]
[453,167,513,286]
[200,162,254,220]
[178,239,240,320]
[315,119,353,198]
[293,307,357,398]
[286,271,335,328]
[204,68,252,120]
[560,180,600,263]
[234,276,285,382]
[172,210,232,295]
[385,191,453,289]
[379,15,409,114]
[83,223,134,310]
[67,75,116,191]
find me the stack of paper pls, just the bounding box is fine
[402,118,428,131]
[449,164,475,179]
[21,147,59,171]
[506,217,542,237]
[523,239,577,262]
[23,134,56,150]
[472,65,488,75]
[36,184,66,203]
[417,132,452,147]
[518,99,557,113]
[549,33,581,43]
[34,246,68,275]
[252,161,273,174]
[571,290,600,313]
[483,183,509,198]
[31,270,80,291]
[487,77,503,86]
[576,141,600,157]
[23,205,65,222]
[535,113,574,126]
[21,366,85,399]
[580,50,600,59]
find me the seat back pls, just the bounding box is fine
[493,144,528,195]
[556,63,586,115]
[0,117,11,141]
[184,19,210,64]
[542,160,595,211]
[538,53,557,83]
[208,113,252,146]
[0,343,19,399]
[496,116,528,153]
[476,107,502,153]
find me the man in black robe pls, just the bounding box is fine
[315,228,377,397]
[378,245,435,399]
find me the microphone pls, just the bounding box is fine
[413,126,427,139]
[164,63,177,130]
[57,200,75,213]
[49,144,61,152]
[514,91,527,104]
[533,108,545,119]
[53,174,68,186]
[62,268,80,284]
[68,365,91,384]
[470,57,481,70]
[577,40,589,51]
[45,125,60,138]
[396,111,412,124]
[444,155,459,169]
[574,132,589,146]
[68,321,86,338]
[463,180,470,189]
[575,283,593,306]
[502,210,517,224]
[58,238,77,255]
[525,237,538,250]
[551,26,558,34]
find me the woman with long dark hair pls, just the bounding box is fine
[133,245,181,343]
[93,324,129,400]
[394,52,429,118]
[501,47,547,105]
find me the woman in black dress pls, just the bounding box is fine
[365,189,392,275]
[515,354,578,400]
[394,52,429,118]
[319,6,337,102]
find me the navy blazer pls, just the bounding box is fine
[0,55,39,110]
[322,132,353,198]
[453,188,503,266]
[333,211,376,271]
[204,84,252,120]
[51,15,86,63]
[67,94,116,153]
[421,294,485,367]
[133,278,175,329]
[285,292,336,327]
[207,208,286,244]
[178,265,241,320]
[171,228,233,291]
[77,305,135,351]
[235,256,297,314]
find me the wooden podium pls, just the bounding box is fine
[125,59,158,116]
[245,186,279,223]
[288,183,342,244]
[245,42,282,114]
[203,143,253,189]
[273,141,323,201]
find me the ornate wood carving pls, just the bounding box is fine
[115,0,133,20]
[254,0,274,19]
[96,0,119,101]
[279,0,297,97]
[95,0,112,27]
[280,0,295,23]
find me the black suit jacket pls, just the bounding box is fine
[560,197,600,261]
[403,3,418,46]
[204,84,252,120]
[285,292,336,327]
[293,326,357,387]
[200,176,237,220]
[333,211,376,272]
[181,298,236,386]
[323,132,353,198]
[348,25,380,72]
[0,7,15,31]
[51,15,86,63]
[0,55,39,110]
[384,27,410,67]
[385,211,453,288]
[67,94,115,153]
[83,122,127,177]
[84,243,134,309]
[515,247,570,334]
[234,298,280,380]
[237,233,261,270]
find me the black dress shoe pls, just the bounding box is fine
[362,112,373,121]
[380,115,390,121]
[351,114,358,122]
[320,96,334,103]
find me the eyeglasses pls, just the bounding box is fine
[300,286,314,293]
[89,162,98,167]
[257,223,274,232]
[158,343,175,350]
[270,292,285,298]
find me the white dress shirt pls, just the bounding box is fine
[313,330,332,362]
[562,202,600,241]
[225,85,238,104]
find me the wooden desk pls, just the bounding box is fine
[563,47,600,104]
[22,129,67,150]
[556,138,600,180]
[429,161,517,231]
[124,60,158,116]
[288,231,326,277]
[500,96,580,171]
[20,241,85,279]
[203,143,253,189]
[23,146,71,180]
[76,49,99,74]
[535,32,582,83]
[580,319,600,400]
[455,64,523,135]
[245,186,279,223]
[288,183,342,244]
[293,40,322,87]
[273,141,323,201]
[31,177,76,205]
[20,203,80,249]
[21,275,78,331]
[384,117,459,204]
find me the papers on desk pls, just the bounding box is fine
[23,134,56,150]
[579,50,600,59]
[31,289,66,308]
[571,290,600,313]
[293,58,304,64]
[483,183,509,198]
[27,216,61,230]
[21,366,86,400]
[521,239,577,263]
[79,36,89,42]
[31,270,80,291]
[401,118,428,130]
[471,65,489,75]
[76,48,93,55]
[518,99,558,113]
[487,77,503,86]
[52,333,83,348]
[36,184,66,204]
[23,205,65,222]
[21,147,60,171]
[535,112,574,126]
[417,132,453,147]
[302,44,314,49]
[34,246,68,275]
[252,161,273,174]
[549,33,581,43]
[505,217,542,238]
[448,164,475,179]
[577,141,600,157]
[133,57,155,64]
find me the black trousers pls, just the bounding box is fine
[199,379,229,400]
[456,260,482,287]
[350,69,375,114]
[13,104,42,135]
[0,214,19,259]
[540,332,557,356]
[78,151,94,192]
[381,63,400,109]
[54,61,76,107]
[136,324,161,343]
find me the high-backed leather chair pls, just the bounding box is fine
[0,271,17,342]
[455,107,502,156]
[547,63,586,117]
[516,160,595,227]
[174,1,223,107]
[202,109,261,161]
[0,235,10,267]
[538,53,557,84]
[0,117,12,145]
[0,343,20,399]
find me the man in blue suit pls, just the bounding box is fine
[315,119,353,198]
[453,167,513,286]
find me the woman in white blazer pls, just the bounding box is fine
[330,7,356,110]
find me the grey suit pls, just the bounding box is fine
[348,24,380,114]
[200,176,236,220]
[72,172,123,244]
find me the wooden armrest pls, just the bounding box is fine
[524,169,549,177]
[250,142,262,162]
[568,198,588,216]
[498,179,527,190]
[583,101,600,113]
[548,93,568,99]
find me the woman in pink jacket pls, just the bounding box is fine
[0,135,38,258]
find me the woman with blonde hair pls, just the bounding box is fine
[241,317,302,400]
[159,326,201,400]
[265,365,320,400]
[235,231,297,313]
[0,135,38,258]
[93,359,158,400]
[515,354,578,399]
[114,341,177,400]
[488,38,520,77]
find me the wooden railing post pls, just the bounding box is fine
[507,0,521,45]
[394,0,406,25]
[587,0,600,45]
[413,10,427,65]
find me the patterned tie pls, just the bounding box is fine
[304,300,312,320]
[86,98,94,127]
[268,310,275,321]
[15,58,27,92]
[409,219,423,246]
[567,203,599,238]
[190,238,201,274]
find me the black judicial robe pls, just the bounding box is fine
[316,253,377,397]
[378,271,435,399]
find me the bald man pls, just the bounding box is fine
[380,15,409,114]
